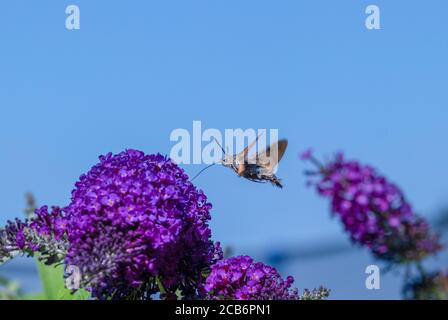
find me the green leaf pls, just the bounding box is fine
[36,260,64,299]
[35,259,90,300]
[57,286,90,300]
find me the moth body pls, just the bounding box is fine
[238,163,283,188]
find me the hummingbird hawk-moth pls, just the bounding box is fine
[199,134,287,188]
[219,135,287,188]
[191,134,288,188]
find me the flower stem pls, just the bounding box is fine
[156,277,167,295]
[416,262,428,279]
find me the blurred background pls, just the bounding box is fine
[1,1,447,299]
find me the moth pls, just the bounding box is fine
[191,134,288,188]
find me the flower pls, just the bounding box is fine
[299,287,332,300]
[299,148,313,161]
[0,206,68,265]
[204,256,329,300]
[403,269,448,300]
[63,149,222,299]
[302,151,442,263]
[30,206,67,241]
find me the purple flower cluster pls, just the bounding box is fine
[0,206,67,265]
[302,151,442,263]
[63,149,222,299]
[29,206,67,242]
[204,256,329,300]
[2,148,333,300]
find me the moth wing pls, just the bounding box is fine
[250,139,288,171]
[235,133,263,164]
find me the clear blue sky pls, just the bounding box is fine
[1,1,447,298]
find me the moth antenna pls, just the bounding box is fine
[190,163,216,182]
[213,138,225,154]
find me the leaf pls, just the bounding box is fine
[36,260,64,299]
[35,259,90,300]
[57,286,90,300]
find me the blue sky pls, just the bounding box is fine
[1,1,447,298]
